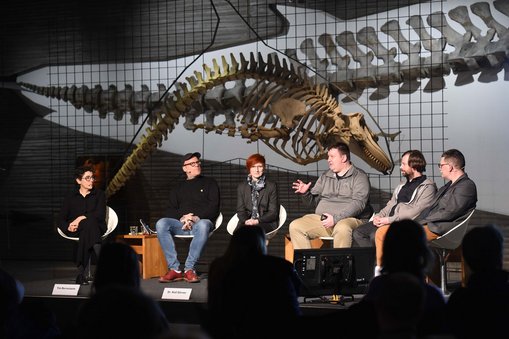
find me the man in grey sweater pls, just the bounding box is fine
[289,142,373,248]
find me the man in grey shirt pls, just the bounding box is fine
[289,142,372,248]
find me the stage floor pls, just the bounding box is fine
[1,259,355,331]
[2,260,208,302]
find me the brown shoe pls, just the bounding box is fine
[159,269,184,283]
[184,269,200,283]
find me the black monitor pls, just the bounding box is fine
[293,247,375,297]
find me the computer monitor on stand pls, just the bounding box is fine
[293,247,375,300]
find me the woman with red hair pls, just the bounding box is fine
[234,154,279,234]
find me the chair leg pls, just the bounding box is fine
[93,243,101,259]
[85,256,93,281]
[84,244,101,281]
[438,248,449,294]
[320,238,333,249]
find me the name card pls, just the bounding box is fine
[161,287,192,300]
[52,284,80,296]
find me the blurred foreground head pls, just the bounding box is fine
[382,219,433,278]
[462,224,504,272]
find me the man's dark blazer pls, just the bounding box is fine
[416,173,477,235]
[236,180,279,230]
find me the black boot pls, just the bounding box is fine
[76,273,89,285]
[76,265,89,285]
[93,243,101,259]
[85,244,102,282]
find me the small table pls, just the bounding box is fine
[116,234,168,279]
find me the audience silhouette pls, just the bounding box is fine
[73,285,170,339]
[345,219,446,338]
[1,268,60,339]
[7,221,509,339]
[63,242,169,339]
[1,268,20,338]
[91,242,141,294]
[374,272,425,338]
[206,226,301,339]
[446,224,509,339]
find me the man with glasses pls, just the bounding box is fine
[374,149,477,270]
[156,152,220,283]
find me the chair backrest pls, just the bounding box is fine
[429,209,476,250]
[174,212,223,240]
[227,205,286,240]
[226,213,240,236]
[57,206,118,242]
[102,206,118,239]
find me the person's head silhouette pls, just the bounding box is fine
[76,285,169,339]
[92,242,140,294]
[375,272,425,334]
[462,224,504,273]
[381,219,433,278]
[228,225,267,259]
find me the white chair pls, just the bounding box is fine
[319,236,334,243]
[226,205,287,242]
[174,212,223,240]
[57,206,119,280]
[429,208,476,294]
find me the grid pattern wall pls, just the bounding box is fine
[4,0,509,263]
[29,0,450,205]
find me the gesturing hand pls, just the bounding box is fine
[68,224,78,232]
[292,179,312,194]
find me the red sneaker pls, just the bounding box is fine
[184,269,200,283]
[159,269,183,283]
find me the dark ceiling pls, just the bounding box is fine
[0,0,429,78]
[288,0,428,20]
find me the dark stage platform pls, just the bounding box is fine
[1,260,356,332]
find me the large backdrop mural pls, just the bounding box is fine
[14,0,509,213]
[1,0,508,260]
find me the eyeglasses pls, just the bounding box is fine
[184,161,201,167]
[81,176,96,181]
[438,163,450,169]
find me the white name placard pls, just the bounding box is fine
[52,284,80,296]
[161,287,192,300]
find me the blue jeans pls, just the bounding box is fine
[155,217,213,271]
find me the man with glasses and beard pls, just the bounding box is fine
[156,152,220,283]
